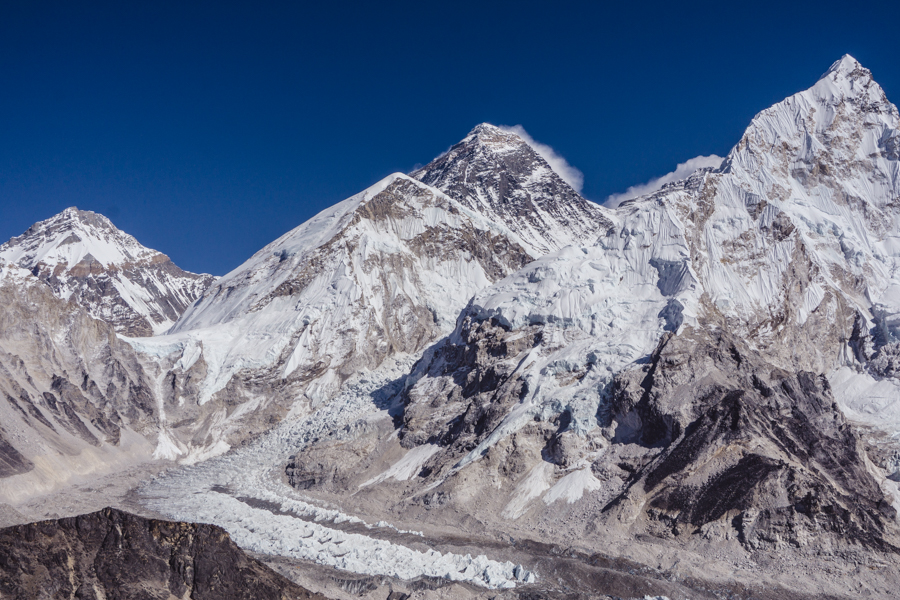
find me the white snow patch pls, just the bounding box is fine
[542,468,603,505]
[503,461,555,519]
[152,427,187,461]
[829,367,900,434]
[361,444,441,487]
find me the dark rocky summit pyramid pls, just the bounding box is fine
[411,123,610,254]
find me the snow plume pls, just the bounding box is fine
[605,155,724,207]
[499,125,584,192]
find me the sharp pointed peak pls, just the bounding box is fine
[821,54,870,81]
[52,206,115,230]
[463,122,526,145]
[803,53,893,109]
[470,122,502,134]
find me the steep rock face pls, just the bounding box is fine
[412,123,612,254]
[0,507,323,600]
[0,261,156,503]
[0,207,215,337]
[605,331,898,553]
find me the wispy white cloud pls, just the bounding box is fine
[499,125,584,192]
[605,155,724,207]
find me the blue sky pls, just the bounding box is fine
[2,0,899,275]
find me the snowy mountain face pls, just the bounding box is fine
[412,123,611,254]
[126,127,611,463]
[0,208,215,337]
[275,56,900,594]
[397,54,900,459]
[6,55,900,599]
[123,174,534,461]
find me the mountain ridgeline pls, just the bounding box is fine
[2,55,900,599]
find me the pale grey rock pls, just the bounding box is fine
[0,261,157,503]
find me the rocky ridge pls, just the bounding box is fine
[411,123,611,254]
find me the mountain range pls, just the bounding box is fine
[1,55,899,599]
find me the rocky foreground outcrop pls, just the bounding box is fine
[0,507,324,600]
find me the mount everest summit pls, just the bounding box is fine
[1,55,900,599]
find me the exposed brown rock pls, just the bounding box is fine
[0,507,325,600]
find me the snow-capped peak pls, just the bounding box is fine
[808,53,893,111]
[1,206,157,270]
[461,123,528,153]
[0,207,214,337]
[823,54,867,80]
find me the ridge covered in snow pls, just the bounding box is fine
[132,125,612,442]
[349,55,900,569]
[401,53,900,469]
[0,207,215,336]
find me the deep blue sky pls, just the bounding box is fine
[2,1,899,275]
